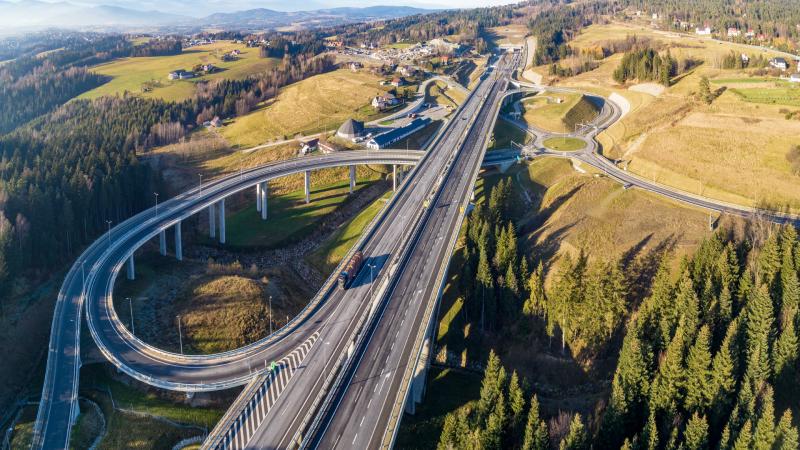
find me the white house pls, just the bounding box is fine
[789,73,800,83]
[696,26,712,35]
[770,57,789,71]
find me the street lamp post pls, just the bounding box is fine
[128,297,134,336]
[177,315,183,354]
[106,220,112,247]
[198,174,203,195]
[269,296,273,335]
[154,192,159,217]
[368,263,377,298]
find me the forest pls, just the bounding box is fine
[438,174,800,449]
[612,47,676,86]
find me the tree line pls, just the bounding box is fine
[439,350,589,450]
[612,47,677,86]
[599,228,800,449]
[131,39,182,57]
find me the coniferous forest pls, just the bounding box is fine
[439,176,800,449]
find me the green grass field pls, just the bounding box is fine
[521,93,600,133]
[221,69,388,148]
[80,41,278,102]
[224,177,379,248]
[488,118,529,150]
[543,137,586,151]
[307,192,391,275]
[730,83,800,107]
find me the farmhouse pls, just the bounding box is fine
[366,117,431,149]
[390,77,406,87]
[372,93,401,110]
[770,57,789,71]
[695,25,712,35]
[789,73,800,83]
[336,118,365,140]
[727,27,741,37]
[168,69,195,80]
[398,65,417,77]
[299,138,319,155]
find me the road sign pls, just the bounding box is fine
[270,361,277,372]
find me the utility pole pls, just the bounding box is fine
[128,297,134,335]
[177,315,183,354]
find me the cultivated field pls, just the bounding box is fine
[221,69,388,148]
[558,22,800,211]
[80,41,278,102]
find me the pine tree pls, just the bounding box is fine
[699,76,713,104]
[718,284,733,332]
[610,329,652,419]
[676,274,700,340]
[775,410,800,450]
[780,250,799,313]
[508,371,525,431]
[652,325,686,412]
[477,246,495,331]
[482,392,507,450]
[773,304,798,379]
[744,284,775,383]
[752,385,776,450]
[479,350,507,420]
[711,319,738,426]
[642,409,659,450]
[524,262,546,317]
[521,395,548,450]
[684,325,713,413]
[731,420,753,450]
[683,412,709,450]
[758,233,781,288]
[560,413,589,450]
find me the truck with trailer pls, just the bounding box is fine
[338,251,364,289]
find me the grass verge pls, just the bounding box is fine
[543,137,586,151]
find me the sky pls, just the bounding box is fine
[9,0,521,11]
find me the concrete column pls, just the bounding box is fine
[392,164,398,192]
[175,221,182,261]
[209,203,216,239]
[126,255,135,280]
[260,182,268,220]
[349,165,356,194]
[405,338,430,415]
[159,230,166,256]
[256,183,262,212]
[304,171,311,204]
[218,199,226,244]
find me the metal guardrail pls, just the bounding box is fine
[376,56,517,448]
[32,152,424,449]
[295,63,496,450]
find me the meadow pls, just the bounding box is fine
[521,92,599,133]
[79,41,278,102]
[557,22,800,211]
[221,69,388,148]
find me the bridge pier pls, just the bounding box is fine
[392,165,398,192]
[159,230,166,256]
[256,183,262,212]
[304,171,311,204]
[126,255,135,280]
[209,203,216,239]
[218,199,226,244]
[175,221,182,261]
[405,336,431,415]
[260,181,268,220]
[349,165,356,194]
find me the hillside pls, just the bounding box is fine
[521,92,600,133]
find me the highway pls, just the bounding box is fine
[31,150,425,449]
[34,44,800,450]
[306,53,519,450]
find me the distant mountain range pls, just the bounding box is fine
[0,1,434,33]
